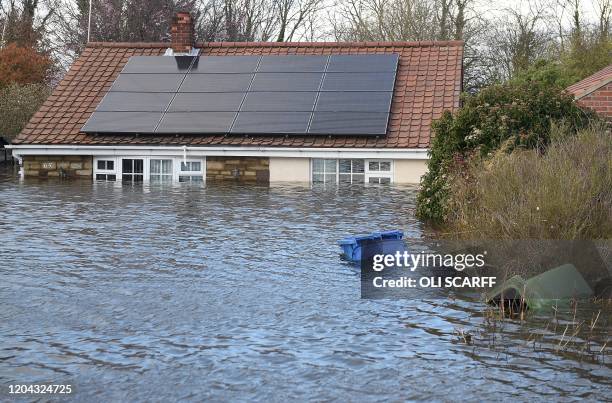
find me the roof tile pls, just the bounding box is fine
[566,65,612,99]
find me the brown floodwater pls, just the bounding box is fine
[0,164,610,401]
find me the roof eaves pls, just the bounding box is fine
[570,76,612,100]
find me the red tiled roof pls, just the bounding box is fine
[566,65,612,99]
[12,40,463,148]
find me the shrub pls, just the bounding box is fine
[0,83,51,142]
[415,80,594,223]
[512,59,579,89]
[0,43,51,89]
[444,124,612,239]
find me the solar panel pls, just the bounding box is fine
[110,74,184,92]
[83,53,399,136]
[250,72,323,92]
[168,93,244,112]
[309,112,390,135]
[157,112,236,133]
[321,72,396,92]
[121,56,195,73]
[242,92,317,112]
[315,92,393,113]
[258,56,327,72]
[190,56,260,73]
[232,112,311,133]
[96,92,174,112]
[327,54,399,72]
[82,111,162,133]
[180,74,253,92]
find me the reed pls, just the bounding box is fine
[443,123,612,239]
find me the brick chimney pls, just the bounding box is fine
[171,12,194,54]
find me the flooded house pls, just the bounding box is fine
[8,12,463,185]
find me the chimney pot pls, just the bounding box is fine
[171,12,194,54]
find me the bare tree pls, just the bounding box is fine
[212,0,277,41]
[275,0,324,41]
[478,2,554,83]
[331,0,484,90]
[199,0,323,42]
[0,0,55,49]
[49,0,201,57]
[332,0,442,42]
[596,0,611,39]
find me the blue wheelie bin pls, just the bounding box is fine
[338,230,404,262]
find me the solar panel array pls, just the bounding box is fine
[82,54,399,136]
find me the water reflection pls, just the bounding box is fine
[0,169,610,401]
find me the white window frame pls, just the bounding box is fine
[311,158,338,184]
[337,159,366,184]
[149,158,174,183]
[177,159,205,183]
[120,157,146,183]
[93,156,206,183]
[365,159,393,184]
[311,158,393,184]
[93,156,119,181]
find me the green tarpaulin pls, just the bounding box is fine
[486,263,594,311]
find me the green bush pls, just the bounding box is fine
[0,83,50,142]
[415,80,594,223]
[512,60,580,89]
[444,124,612,239]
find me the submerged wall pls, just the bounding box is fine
[206,157,270,183]
[22,156,92,178]
[394,160,428,184]
[19,154,428,184]
[269,158,310,182]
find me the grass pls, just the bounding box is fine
[443,123,612,239]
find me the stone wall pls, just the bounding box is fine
[206,157,269,183]
[22,155,92,178]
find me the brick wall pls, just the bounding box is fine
[22,156,92,178]
[171,12,194,53]
[206,157,269,183]
[577,82,612,121]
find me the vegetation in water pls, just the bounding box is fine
[441,124,612,239]
[455,297,611,366]
[415,81,595,224]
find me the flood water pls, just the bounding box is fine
[0,165,610,401]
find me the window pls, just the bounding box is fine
[150,159,173,183]
[312,159,337,183]
[95,173,116,181]
[97,160,114,170]
[181,161,201,171]
[339,159,365,184]
[122,159,144,182]
[95,156,205,183]
[366,159,393,184]
[368,161,391,172]
[179,159,204,183]
[368,177,391,184]
[179,176,204,183]
[94,158,117,181]
[312,159,391,184]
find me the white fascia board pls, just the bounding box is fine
[7,145,430,160]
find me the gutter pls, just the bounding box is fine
[6,145,430,160]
